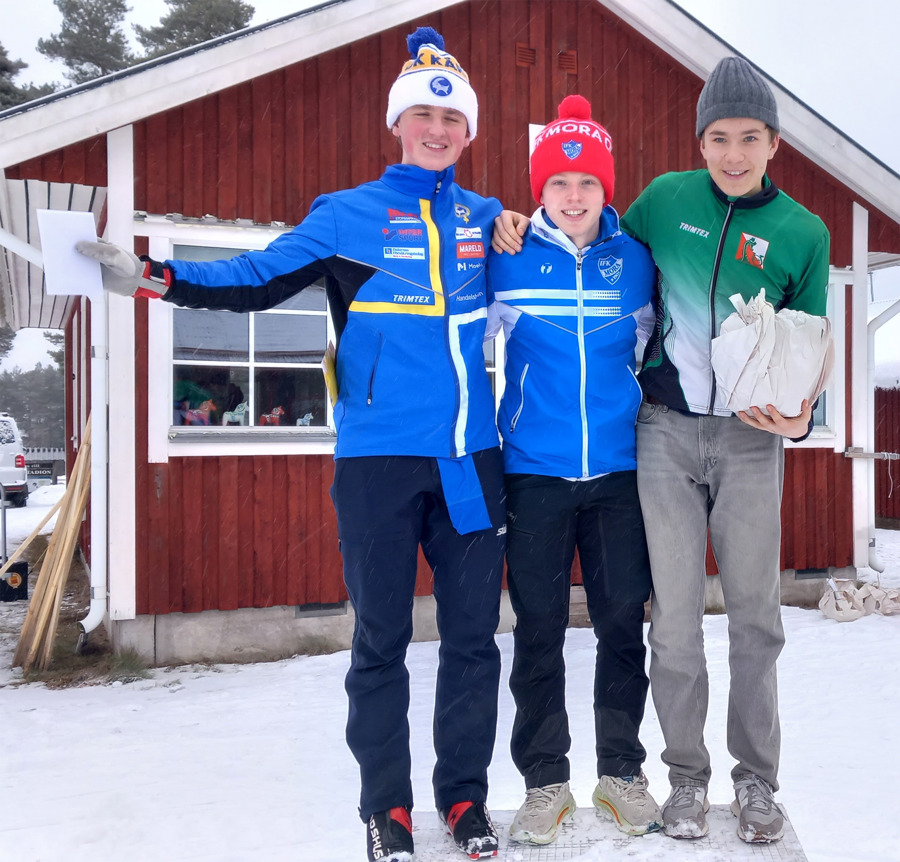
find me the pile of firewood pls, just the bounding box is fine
[10,417,92,673]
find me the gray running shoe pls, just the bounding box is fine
[509,782,577,845]
[661,784,710,838]
[592,772,662,835]
[731,774,784,843]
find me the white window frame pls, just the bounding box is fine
[135,216,336,462]
[785,266,846,452]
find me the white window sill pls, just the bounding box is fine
[166,426,336,457]
[784,427,837,450]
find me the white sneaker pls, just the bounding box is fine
[661,784,710,838]
[509,781,577,845]
[592,772,662,835]
[732,774,784,843]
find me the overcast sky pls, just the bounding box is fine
[3,0,900,368]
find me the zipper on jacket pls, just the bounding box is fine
[423,178,458,456]
[706,200,736,413]
[366,333,384,405]
[575,250,590,477]
[510,363,530,432]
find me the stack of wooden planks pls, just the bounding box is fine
[12,417,92,673]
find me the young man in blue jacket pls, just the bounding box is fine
[78,28,504,862]
[487,96,662,845]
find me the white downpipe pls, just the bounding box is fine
[850,203,870,570]
[848,201,890,575]
[0,226,43,268]
[78,292,108,636]
[866,297,900,573]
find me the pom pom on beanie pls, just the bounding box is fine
[530,95,615,204]
[386,26,479,139]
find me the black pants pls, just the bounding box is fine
[505,470,652,787]
[331,450,506,820]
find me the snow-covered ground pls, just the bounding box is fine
[1,486,898,862]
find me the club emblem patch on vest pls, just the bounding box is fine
[562,140,583,160]
[736,232,769,270]
[597,255,623,284]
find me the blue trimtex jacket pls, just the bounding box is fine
[487,206,655,478]
[161,163,502,460]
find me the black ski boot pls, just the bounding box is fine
[440,801,499,859]
[366,806,414,861]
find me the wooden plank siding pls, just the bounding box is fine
[9,0,900,613]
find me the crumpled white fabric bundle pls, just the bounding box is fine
[711,289,834,416]
[819,577,900,622]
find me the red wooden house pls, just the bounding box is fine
[2,0,899,663]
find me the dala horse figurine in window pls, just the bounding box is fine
[259,406,285,426]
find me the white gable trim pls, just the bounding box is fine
[600,0,900,225]
[0,0,450,170]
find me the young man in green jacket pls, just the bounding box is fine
[621,57,829,844]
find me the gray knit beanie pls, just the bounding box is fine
[696,56,779,138]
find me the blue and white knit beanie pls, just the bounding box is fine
[386,27,478,139]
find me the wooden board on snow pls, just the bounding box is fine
[411,805,808,861]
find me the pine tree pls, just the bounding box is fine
[43,331,65,370]
[37,0,134,85]
[0,324,14,362]
[0,365,65,448]
[135,0,254,60]
[0,43,54,108]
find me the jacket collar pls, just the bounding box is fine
[709,172,780,210]
[380,162,456,197]
[531,204,623,253]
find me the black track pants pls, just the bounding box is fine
[332,450,506,819]
[505,470,652,787]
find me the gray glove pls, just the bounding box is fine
[75,239,166,298]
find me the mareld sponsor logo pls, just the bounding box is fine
[457,242,485,259]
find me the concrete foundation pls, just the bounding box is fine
[111,590,518,666]
[110,567,850,666]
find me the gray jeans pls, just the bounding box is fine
[636,402,785,790]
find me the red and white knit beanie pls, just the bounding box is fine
[530,95,615,204]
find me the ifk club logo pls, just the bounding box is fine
[562,140,583,160]
[597,255,623,284]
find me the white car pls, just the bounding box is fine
[0,413,28,507]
